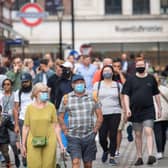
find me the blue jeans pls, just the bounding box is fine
[61,112,68,148]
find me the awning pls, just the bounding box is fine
[0,22,27,40]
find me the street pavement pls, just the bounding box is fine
[2,126,168,168]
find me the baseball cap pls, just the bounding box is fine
[72,74,84,82]
[21,73,32,82]
[61,61,73,69]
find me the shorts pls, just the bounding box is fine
[132,119,154,132]
[67,132,97,162]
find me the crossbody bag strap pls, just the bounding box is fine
[116,82,121,107]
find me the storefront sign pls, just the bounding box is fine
[115,25,163,32]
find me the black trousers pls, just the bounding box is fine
[99,114,121,157]
[154,121,168,153]
[0,144,10,164]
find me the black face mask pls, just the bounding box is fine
[21,85,32,93]
[136,67,145,74]
[62,67,72,79]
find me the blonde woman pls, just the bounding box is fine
[22,83,64,168]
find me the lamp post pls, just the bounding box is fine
[57,5,64,59]
[71,0,75,50]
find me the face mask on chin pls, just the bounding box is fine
[136,67,145,74]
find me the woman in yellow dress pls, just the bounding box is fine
[22,82,64,168]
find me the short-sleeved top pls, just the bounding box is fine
[122,74,159,122]
[14,90,33,120]
[24,102,57,137]
[58,91,101,138]
[93,81,122,115]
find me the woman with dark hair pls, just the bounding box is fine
[93,65,123,166]
[0,78,20,167]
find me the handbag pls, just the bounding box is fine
[32,136,48,147]
[56,152,67,168]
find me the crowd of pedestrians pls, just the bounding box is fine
[0,52,167,168]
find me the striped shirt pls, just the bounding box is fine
[59,91,101,138]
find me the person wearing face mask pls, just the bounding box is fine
[59,74,103,168]
[13,72,33,167]
[22,83,64,168]
[122,59,162,166]
[93,65,124,166]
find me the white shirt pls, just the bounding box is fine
[14,90,33,120]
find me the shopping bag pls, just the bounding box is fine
[56,152,67,168]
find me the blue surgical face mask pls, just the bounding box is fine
[74,83,85,93]
[103,72,112,79]
[39,92,49,102]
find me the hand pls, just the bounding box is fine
[14,125,20,134]
[126,109,132,118]
[13,64,19,73]
[158,108,162,119]
[21,145,27,158]
[59,143,66,153]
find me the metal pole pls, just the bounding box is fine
[59,19,63,59]
[71,0,75,50]
[157,42,161,72]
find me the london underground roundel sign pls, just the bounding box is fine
[17,3,47,27]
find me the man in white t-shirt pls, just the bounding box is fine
[13,73,33,167]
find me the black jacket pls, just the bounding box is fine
[47,74,73,109]
[0,115,14,144]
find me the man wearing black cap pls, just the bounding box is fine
[59,74,103,168]
[13,73,33,167]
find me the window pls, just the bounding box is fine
[45,0,62,15]
[13,0,37,10]
[105,0,122,14]
[161,0,168,14]
[133,0,150,14]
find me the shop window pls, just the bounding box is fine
[133,0,150,14]
[161,0,168,14]
[105,0,122,14]
[13,0,37,10]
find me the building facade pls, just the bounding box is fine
[0,0,13,56]
[12,0,168,66]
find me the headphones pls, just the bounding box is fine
[2,79,13,89]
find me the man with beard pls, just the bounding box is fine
[13,73,33,167]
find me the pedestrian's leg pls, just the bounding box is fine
[134,131,142,158]
[83,161,92,168]
[154,122,163,153]
[72,158,81,168]
[116,130,122,155]
[109,114,121,157]
[0,144,10,166]
[99,117,109,152]
[162,121,168,153]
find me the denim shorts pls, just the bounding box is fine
[67,132,97,162]
[132,119,154,132]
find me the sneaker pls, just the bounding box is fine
[156,152,163,160]
[127,124,133,142]
[147,155,157,165]
[101,151,108,163]
[115,151,120,157]
[109,158,117,166]
[134,157,143,166]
